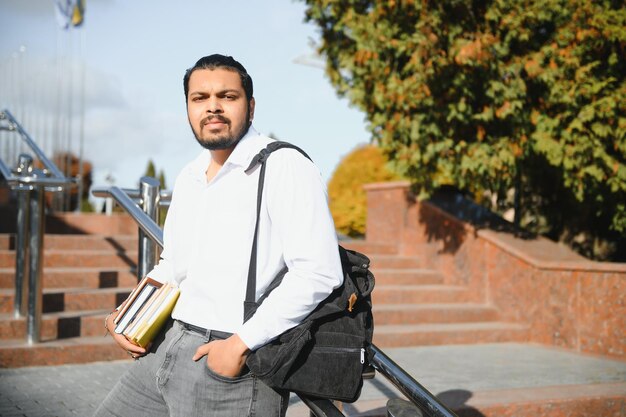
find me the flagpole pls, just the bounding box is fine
[65,30,74,211]
[54,27,63,211]
[76,28,86,212]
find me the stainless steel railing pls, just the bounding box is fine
[1,109,74,345]
[369,345,458,417]
[0,110,65,180]
[92,178,171,280]
[91,180,457,417]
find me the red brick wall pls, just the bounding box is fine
[365,182,626,358]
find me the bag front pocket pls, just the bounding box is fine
[282,332,365,402]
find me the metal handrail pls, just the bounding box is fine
[120,187,172,206]
[92,186,164,246]
[0,110,73,345]
[369,345,457,417]
[92,181,164,281]
[0,110,74,192]
[1,109,65,179]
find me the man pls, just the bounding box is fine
[94,54,343,417]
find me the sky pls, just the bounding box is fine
[0,0,370,197]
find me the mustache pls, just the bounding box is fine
[201,115,230,126]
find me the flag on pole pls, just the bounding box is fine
[54,0,85,29]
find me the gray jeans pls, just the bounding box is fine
[94,320,288,417]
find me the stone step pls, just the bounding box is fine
[0,267,138,289]
[43,250,138,269]
[371,269,444,285]
[0,249,138,269]
[373,322,530,348]
[0,335,130,367]
[44,234,138,251]
[368,255,426,269]
[0,234,138,252]
[340,240,398,255]
[45,213,138,236]
[0,287,132,314]
[373,303,500,325]
[0,310,111,340]
[0,233,138,252]
[372,285,472,304]
[0,234,13,250]
[0,250,15,267]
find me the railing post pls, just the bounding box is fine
[26,169,46,345]
[14,154,33,318]
[137,177,160,281]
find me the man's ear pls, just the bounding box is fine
[248,98,256,125]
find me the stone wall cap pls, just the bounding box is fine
[363,181,411,191]
[419,199,626,273]
[477,229,626,273]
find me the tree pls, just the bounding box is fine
[143,160,167,189]
[302,0,626,260]
[328,144,401,237]
[144,160,157,180]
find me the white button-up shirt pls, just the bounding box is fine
[148,126,343,350]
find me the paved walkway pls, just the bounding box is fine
[0,343,624,417]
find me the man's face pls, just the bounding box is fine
[187,68,255,150]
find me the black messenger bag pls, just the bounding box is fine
[243,141,375,402]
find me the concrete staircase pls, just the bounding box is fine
[0,234,137,367]
[343,240,529,348]
[0,232,528,368]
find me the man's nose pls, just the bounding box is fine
[206,97,223,113]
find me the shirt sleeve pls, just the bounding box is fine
[237,150,344,350]
[145,175,181,285]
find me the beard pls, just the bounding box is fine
[191,109,251,151]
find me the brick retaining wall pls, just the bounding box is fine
[364,181,626,358]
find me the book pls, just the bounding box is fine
[114,275,154,325]
[114,283,158,334]
[128,286,180,348]
[112,276,180,348]
[122,283,168,337]
[123,283,171,338]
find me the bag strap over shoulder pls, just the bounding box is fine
[244,141,311,174]
[243,141,312,322]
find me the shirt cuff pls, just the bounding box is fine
[237,321,269,351]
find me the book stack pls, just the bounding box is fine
[114,276,180,348]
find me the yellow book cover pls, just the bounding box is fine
[130,287,180,348]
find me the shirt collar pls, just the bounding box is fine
[187,125,263,183]
[224,125,261,169]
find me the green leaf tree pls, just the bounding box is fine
[302,0,625,260]
[158,170,167,190]
[144,160,156,180]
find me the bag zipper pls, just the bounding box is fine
[310,345,365,365]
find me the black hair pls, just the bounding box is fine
[183,54,253,101]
